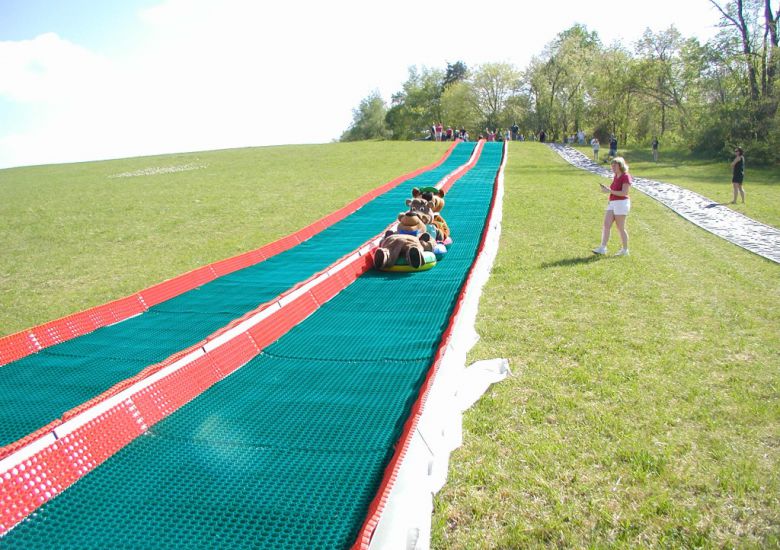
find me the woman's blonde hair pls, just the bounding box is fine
[611,156,629,173]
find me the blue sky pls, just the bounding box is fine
[0,0,722,169]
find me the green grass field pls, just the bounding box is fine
[1,141,778,547]
[0,142,450,335]
[432,143,779,548]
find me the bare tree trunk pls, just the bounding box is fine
[710,0,761,99]
[765,0,779,95]
[661,103,667,135]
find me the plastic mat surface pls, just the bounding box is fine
[1,142,503,548]
[0,144,475,448]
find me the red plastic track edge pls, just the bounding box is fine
[0,248,377,538]
[351,140,506,550]
[0,142,459,367]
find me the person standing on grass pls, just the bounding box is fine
[593,157,632,257]
[590,136,600,161]
[652,137,659,162]
[606,134,618,162]
[730,147,745,204]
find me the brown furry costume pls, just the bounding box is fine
[373,201,435,269]
[419,189,450,241]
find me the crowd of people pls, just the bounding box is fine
[428,122,569,144]
[429,123,470,142]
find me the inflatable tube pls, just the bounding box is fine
[381,251,437,272]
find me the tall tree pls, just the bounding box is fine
[524,25,601,139]
[440,81,481,132]
[762,0,779,95]
[340,91,390,141]
[707,0,780,160]
[384,66,445,140]
[709,0,761,99]
[470,62,521,129]
[443,61,469,89]
[634,27,698,136]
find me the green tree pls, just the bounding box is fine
[633,27,699,139]
[384,66,445,140]
[706,0,780,161]
[471,62,521,129]
[443,61,469,89]
[440,81,481,132]
[524,25,602,140]
[586,46,636,144]
[340,91,391,141]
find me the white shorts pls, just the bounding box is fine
[607,199,631,216]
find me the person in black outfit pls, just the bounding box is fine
[607,135,618,162]
[730,147,745,204]
[539,130,546,143]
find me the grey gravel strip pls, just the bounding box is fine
[548,144,780,264]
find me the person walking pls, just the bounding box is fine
[590,136,600,162]
[730,147,745,204]
[593,157,632,256]
[652,137,659,162]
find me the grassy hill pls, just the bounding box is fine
[0,142,450,334]
[1,141,778,547]
[433,143,779,548]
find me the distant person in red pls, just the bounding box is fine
[593,156,631,256]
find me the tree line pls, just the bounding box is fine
[341,0,779,164]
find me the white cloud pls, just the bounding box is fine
[0,32,114,104]
[0,0,722,168]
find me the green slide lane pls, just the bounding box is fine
[0,143,475,449]
[1,142,504,548]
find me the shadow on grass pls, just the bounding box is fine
[541,255,603,268]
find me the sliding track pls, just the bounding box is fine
[1,142,505,548]
[0,143,474,451]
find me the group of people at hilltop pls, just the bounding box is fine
[429,123,574,143]
[429,123,469,142]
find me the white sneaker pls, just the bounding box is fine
[614,248,629,256]
[592,246,607,255]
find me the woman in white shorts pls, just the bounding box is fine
[593,157,631,256]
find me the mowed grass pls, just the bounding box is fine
[0,142,450,335]
[573,144,780,228]
[432,143,779,548]
[1,141,778,547]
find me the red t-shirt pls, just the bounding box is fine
[610,172,631,201]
